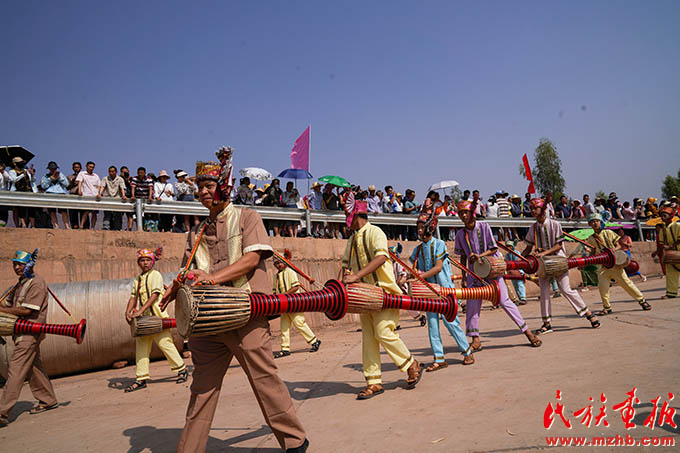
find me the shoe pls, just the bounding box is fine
[419,315,427,327]
[176,369,189,384]
[518,299,527,305]
[310,339,321,353]
[0,415,7,427]
[274,350,291,359]
[124,380,147,393]
[286,438,310,452]
[395,324,402,331]
[553,292,561,298]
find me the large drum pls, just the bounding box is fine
[129,316,176,337]
[663,250,680,265]
[537,256,569,279]
[346,283,384,313]
[472,256,506,279]
[175,285,251,338]
[614,250,631,268]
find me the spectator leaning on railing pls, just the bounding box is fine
[9,156,37,228]
[120,166,135,230]
[153,170,175,232]
[98,165,127,231]
[174,169,197,233]
[555,195,572,219]
[40,161,70,229]
[76,161,101,229]
[67,162,83,228]
[0,162,10,227]
[583,194,595,217]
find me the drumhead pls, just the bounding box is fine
[614,250,630,267]
[175,286,195,338]
[472,257,492,279]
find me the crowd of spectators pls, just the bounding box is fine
[0,157,677,243]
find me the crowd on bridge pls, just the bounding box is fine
[0,157,677,242]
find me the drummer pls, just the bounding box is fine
[0,250,58,426]
[341,191,424,399]
[585,214,651,313]
[658,206,680,299]
[521,198,600,334]
[409,211,474,370]
[272,249,321,358]
[124,248,187,392]
[159,148,309,452]
[454,201,542,349]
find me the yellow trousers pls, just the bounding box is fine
[135,329,186,381]
[360,309,413,385]
[280,313,317,351]
[666,265,679,298]
[597,266,644,310]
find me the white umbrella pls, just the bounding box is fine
[428,180,459,191]
[239,167,273,181]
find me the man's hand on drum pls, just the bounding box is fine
[468,253,479,263]
[125,309,135,324]
[343,273,360,284]
[188,269,213,286]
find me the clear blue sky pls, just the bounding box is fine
[2,1,679,202]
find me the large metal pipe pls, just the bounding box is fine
[0,273,182,377]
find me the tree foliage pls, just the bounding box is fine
[595,190,607,201]
[449,186,463,203]
[661,169,680,199]
[532,138,565,198]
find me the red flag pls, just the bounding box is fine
[522,153,536,194]
[290,126,310,171]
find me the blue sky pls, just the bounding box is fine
[2,1,679,201]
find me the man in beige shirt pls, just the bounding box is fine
[98,165,127,231]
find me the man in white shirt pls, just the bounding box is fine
[366,185,381,214]
[153,170,175,232]
[583,194,595,217]
[99,165,127,231]
[306,182,324,237]
[76,161,101,229]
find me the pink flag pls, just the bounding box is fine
[290,126,310,171]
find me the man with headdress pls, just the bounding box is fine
[272,249,321,358]
[584,213,651,313]
[341,191,424,399]
[124,248,187,392]
[657,206,680,298]
[521,198,601,334]
[0,250,58,426]
[159,146,309,452]
[454,201,542,349]
[410,209,474,371]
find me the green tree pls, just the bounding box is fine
[532,138,565,198]
[661,169,680,199]
[595,190,607,201]
[449,186,463,203]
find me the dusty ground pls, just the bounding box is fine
[1,277,678,452]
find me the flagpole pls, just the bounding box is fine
[307,124,311,195]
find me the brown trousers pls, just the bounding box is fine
[0,335,57,418]
[177,317,306,452]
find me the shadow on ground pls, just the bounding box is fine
[123,424,280,452]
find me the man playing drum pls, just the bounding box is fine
[0,251,59,426]
[658,206,680,299]
[272,250,321,358]
[159,148,309,453]
[585,213,651,314]
[454,201,542,349]
[341,191,424,399]
[409,210,474,371]
[522,198,600,334]
[124,248,187,392]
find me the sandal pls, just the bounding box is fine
[639,300,652,311]
[0,415,7,426]
[406,361,424,389]
[470,342,483,352]
[357,384,384,400]
[425,362,448,372]
[176,369,189,384]
[596,308,613,316]
[124,380,147,393]
[528,335,542,348]
[419,315,427,327]
[586,314,601,329]
[310,339,321,352]
[535,323,553,335]
[273,350,291,359]
[29,402,58,414]
[463,354,475,365]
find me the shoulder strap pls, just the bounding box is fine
[360,228,380,285]
[16,278,35,305]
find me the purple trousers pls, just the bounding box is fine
[465,276,528,336]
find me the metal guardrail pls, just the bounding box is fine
[0,192,652,238]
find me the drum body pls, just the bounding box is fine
[537,256,569,279]
[175,285,251,338]
[625,260,640,274]
[614,250,631,268]
[346,283,384,313]
[130,316,170,337]
[663,250,680,265]
[0,313,17,336]
[472,256,506,279]
[407,281,443,299]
